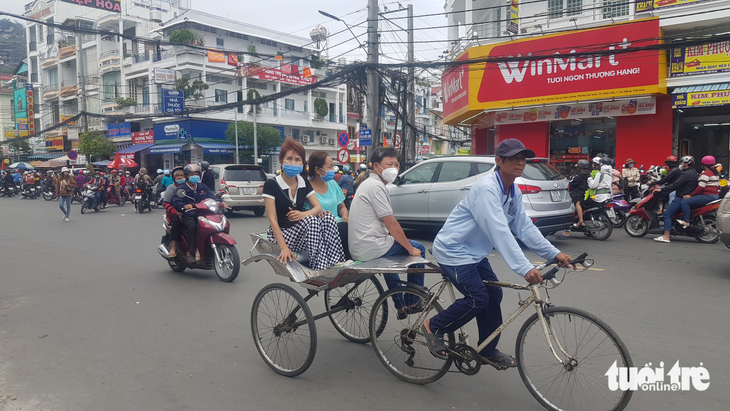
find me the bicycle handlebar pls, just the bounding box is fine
[539,252,590,282]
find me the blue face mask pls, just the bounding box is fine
[175,178,186,185]
[188,175,201,184]
[321,170,336,182]
[283,164,303,177]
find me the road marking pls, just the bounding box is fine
[588,268,605,271]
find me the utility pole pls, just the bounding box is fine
[406,4,415,162]
[365,0,380,159]
[76,31,88,133]
[234,109,239,164]
[253,106,258,165]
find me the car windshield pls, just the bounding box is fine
[523,162,564,181]
[223,168,266,182]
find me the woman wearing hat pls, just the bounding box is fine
[56,167,77,221]
[621,158,640,201]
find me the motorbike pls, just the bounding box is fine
[107,185,128,206]
[624,186,721,243]
[157,192,240,282]
[134,187,153,214]
[609,194,631,228]
[568,200,615,241]
[43,184,55,201]
[80,185,100,214]
[2,183,14,197]
[21,184,38,199]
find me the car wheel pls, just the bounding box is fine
[254,207,265,217]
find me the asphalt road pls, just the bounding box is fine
[0,197,728,411]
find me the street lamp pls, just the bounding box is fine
[318,10,364,49]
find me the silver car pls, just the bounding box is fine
[388,156,574,235]
[209,164,267,216]
[717,191,730,249]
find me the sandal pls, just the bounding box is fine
[421,324,448,360]
[653,236,670,243]
[481,350,517,368]
[405,300,424,314]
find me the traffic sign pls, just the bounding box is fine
[337,148,350,164]
[162,90,185,113]
[338,131,349,147]
[393,133,402,149]
[67,150,78,160]
[359,129,372,146]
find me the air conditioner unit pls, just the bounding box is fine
[302,135,310,143]
[320,136,327,144]
[329,138,335,146]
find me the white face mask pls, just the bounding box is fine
[377,164,399,184]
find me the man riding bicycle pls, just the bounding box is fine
[422,139,573,368]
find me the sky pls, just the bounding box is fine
[0,0,449,79]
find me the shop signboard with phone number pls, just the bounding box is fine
[493,97,657,125]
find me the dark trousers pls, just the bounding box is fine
[182,217,198,254]
[170,215,183,242]
[664,197,683,231]
[381,240,426,309]
[624,185,640,202]
[337,221,351,260]
[429,258,503,357]
[100,187,108,206]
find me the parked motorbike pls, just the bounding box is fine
[609,194,631,228]
[134,188,153,214]
[157,192,240,282]
[568,200,615,241]
[43,185,55,201]
[624,187,721,243]
[80,185,100,214]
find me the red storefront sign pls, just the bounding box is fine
[132,131,154,145]
[442,53,470,124]
[240,65,317,86]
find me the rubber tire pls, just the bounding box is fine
[516,306,633,411]
[168,258,186,272]
[612,210,626,228]
[588,213,613,241]
[80,203,87,214]
[694,214,719,244]
[624,214,649,238]
[213,244,240,282]
[324,276,385,343]
[44,192,53,201]
[254,207,265,217]
[138,202,145,214]
[251,283,317,377]
[370,286,454,385]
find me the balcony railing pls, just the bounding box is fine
[280,109,309,120]
[81,34,95,43]
[99,49,119,59]
[42,84,59,93]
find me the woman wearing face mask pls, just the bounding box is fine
[162,166,187,258]
[305,151,351,259]
[262,138,345,270]
[55,167,77,222]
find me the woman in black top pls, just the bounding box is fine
[262,138,344,270]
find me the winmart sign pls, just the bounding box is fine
[61,0,122,13]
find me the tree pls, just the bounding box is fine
[225,121,283,159]
[173,77,209,101]
[247,89,261,114]
[79,131,117,163]
[116,97,137,108]
[314,98,328,118]
[169,29,204,46]
[8,139,31,154]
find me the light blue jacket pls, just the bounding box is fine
[432,172,560,276]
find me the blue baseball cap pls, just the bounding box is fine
[496,139,536,158]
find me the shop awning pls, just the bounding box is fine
[672,83,730,94]
[118,144,154,154]
[149,143,186,154]
[196,143,236,154]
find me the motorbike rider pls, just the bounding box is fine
[12,169,21,184]
[162,166,186,258]
[152,169,164,196]
[124,170,133,199]
[200,161,215,190]
[171,164,227,264]
[160,169,173,189]
[99,172,109,208]
[134,168,154,205]
[22,171,36,196]
[653,156,699,243]
[85,173,103,209]
[338,164,355,207]
[3,170,14,196]
[656,155,681,209]
[568,159,591,227]
[678,156,720,228]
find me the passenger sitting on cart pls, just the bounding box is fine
[348,146,426,319]
[422,139,573,367]
[304,150,352,260]
[263,138,345,270]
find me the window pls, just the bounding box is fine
[248,80,267,90]
[223,167,267,182]
[215,89,227,103]
[329,102,336,122]
[474,162,495,174]
[47,68,58,86]
[206,74,232,85]
[292,128,300,140]
[228,32,249,40]
[258,38,277,47]
[285,98,295,110]
[437,162,474,183]
[216,38,224,48]
[339,102,343,123]
[523,163,564,181]
[142,87,149,106]
[303,101,308,112]
[237,90,243,113]
[603,0,629,18]
[401,163,438,185]
[549,0,582,18]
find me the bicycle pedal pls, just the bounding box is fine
[480,357,509,371]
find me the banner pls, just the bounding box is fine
[60,0,121,13]
[670,41,730,77]
[61,114,77,126]
[240,65,317,86]
[442,53,470,124]
[132,131,155,145]
[154,68,175,84]
[207,50,226,63]
[227,53,238,66]
[26,84,35,133]
[672,89,730,108]
[494,97,657,125]
[67,128,79,141]
[508,0,519,34]
[108,122,131,138]
[4,129,29,138]
[46,137,64,151]
[636,0,718,13]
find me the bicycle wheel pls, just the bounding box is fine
[516,306,633,411]
[324,276,385,343]
[251,283,317,377]
[370,286,454,385]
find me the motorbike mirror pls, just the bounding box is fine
[177,190,187,198]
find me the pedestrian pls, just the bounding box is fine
[622,158,640,201]
[56,167,77,221]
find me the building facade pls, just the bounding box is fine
[443,0,730,172]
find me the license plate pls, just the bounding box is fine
[607,208,616,218]
[241,187,256,195]
[135,195,141,200]
[550,190,561,202]
[31,188,35,191]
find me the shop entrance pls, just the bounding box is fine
[677,107,730,169]
[549,117,617,176]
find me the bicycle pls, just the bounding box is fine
[369,253,634,411]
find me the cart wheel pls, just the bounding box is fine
[324,276,385,343]
[251,283,317,377]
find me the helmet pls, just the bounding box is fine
[359,163,367,171]
[600,156,612,166]
[680,156,695,166]
[73,169,79,175]
[157,169,163,174]
[118,170,123,175]
[171,166,184,177]
[100,172,105,176]
[125,170,131,175]
[343,165,352,173]
[701,155,716,166]
[333,165,339,173]
[577,159,590,170]
[163,169,170,175]
[200,161,209,170]
[183,164,200,175]
[592,156,602,165]
[83,170,88,175]
[665,155,678,164]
